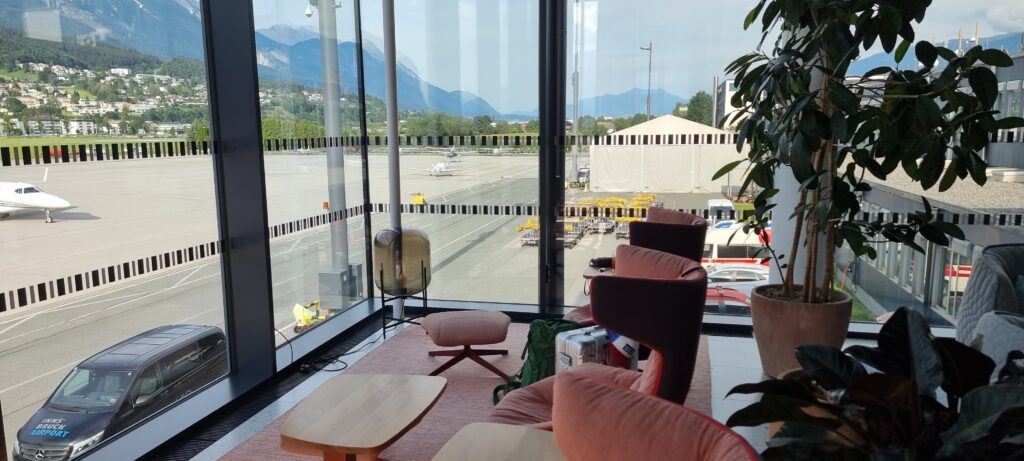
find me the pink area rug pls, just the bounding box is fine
[220,323,712,461]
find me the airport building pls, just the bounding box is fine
[1,2,1024,461]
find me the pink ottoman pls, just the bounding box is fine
[422,310,512,379]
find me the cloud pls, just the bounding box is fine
[915,0,1024,40]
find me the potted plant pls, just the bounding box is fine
[726,307,1024,460]
[715,0,1024,376]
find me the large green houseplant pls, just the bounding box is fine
[726,307,1024,460]
[715,0,1024,375]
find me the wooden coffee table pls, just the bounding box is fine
[432,422,566,461]
[280,374,447,461]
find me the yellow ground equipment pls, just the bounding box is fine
[292,300,328,333]
[600,197,628,208]
[516,216,539,232]
[629,193,657,207]
[412,192,427,205]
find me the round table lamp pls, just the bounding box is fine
[373,227,431,296]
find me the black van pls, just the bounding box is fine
[12,325,227,461]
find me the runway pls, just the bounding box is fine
[0,153,619,448]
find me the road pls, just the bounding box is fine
[0,153,618,450]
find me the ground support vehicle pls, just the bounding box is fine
[520,230,539,246]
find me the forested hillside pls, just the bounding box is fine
[0,30,162,71]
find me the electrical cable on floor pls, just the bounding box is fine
[299,321,405,373]
[274,327,294,365]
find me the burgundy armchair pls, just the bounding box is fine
[565,208,707,324]
[487,245,707,426]
[629,207,708,262]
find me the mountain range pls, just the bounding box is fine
[567,88,687,118]
[1,2,689,119]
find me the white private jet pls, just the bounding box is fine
[415,160,466,177]
[0,180,72,223]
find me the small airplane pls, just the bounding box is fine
[0,170,72,223]
[415,160,465,177]
[442,148,462,162]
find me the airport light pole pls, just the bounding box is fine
[641,42,652,120]
[309,0,353,306]
[569,0,582,185]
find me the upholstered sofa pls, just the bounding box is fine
[552,372,759,461]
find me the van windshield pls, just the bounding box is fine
[48,368,131,412]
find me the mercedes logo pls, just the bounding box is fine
[34,448,46,460]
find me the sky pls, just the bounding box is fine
[251,0,1024,115]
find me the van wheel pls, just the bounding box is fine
[293,325,304,334]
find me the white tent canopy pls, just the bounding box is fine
[589,115,748,193]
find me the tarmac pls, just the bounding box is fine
[0,152,660,448]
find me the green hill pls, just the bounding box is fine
[0,30,162,72]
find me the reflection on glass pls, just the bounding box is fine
[253,0,368,344]
[562,0,757,310]
[1,2,226,451]
[359,0,541,306]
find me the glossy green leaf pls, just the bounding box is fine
[790,134,815,184]
[795,346,867,390]
[894,39,911,63]
[767,422,826,449]
[968,67,998,107]
[744,1,766,29]
[934,337,996,401]
[728,377,817,401]
[977,49,1014,67]
[938,384,1024,457]
[713,160,745,180]
[863,66,893,79]
[726,394,843,429]
[830,114,849,143]
[936,46,958,61]
[915,41,937,67]
[920,223,950,246]
[995,117,1024,129]
[939,157,959,192]
[878,4,901,52]
[935,222,965,240]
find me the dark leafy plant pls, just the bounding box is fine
[727,307,1024,460]
[715,0,1024,303]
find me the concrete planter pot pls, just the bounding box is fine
[750,284,852,377]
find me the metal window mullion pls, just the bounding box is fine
[353,0,375,300]
[201,0,276,383]
[538,0,567,313]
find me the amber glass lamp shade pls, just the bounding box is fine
[373,227,431,296]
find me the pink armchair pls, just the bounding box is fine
[487,245,707,426]
[552,372,759,461]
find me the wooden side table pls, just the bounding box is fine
[280,374,446,461]
[432,422,566,461]
[582,265,615,279]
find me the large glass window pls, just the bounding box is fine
[0,1,227,454]
[561,0,760,308]
[362,0,541,306]
[251,0,370,346]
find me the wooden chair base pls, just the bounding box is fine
[428,345,509,380]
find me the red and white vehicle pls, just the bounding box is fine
[944,263,972,294]
[701,227,770,269]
